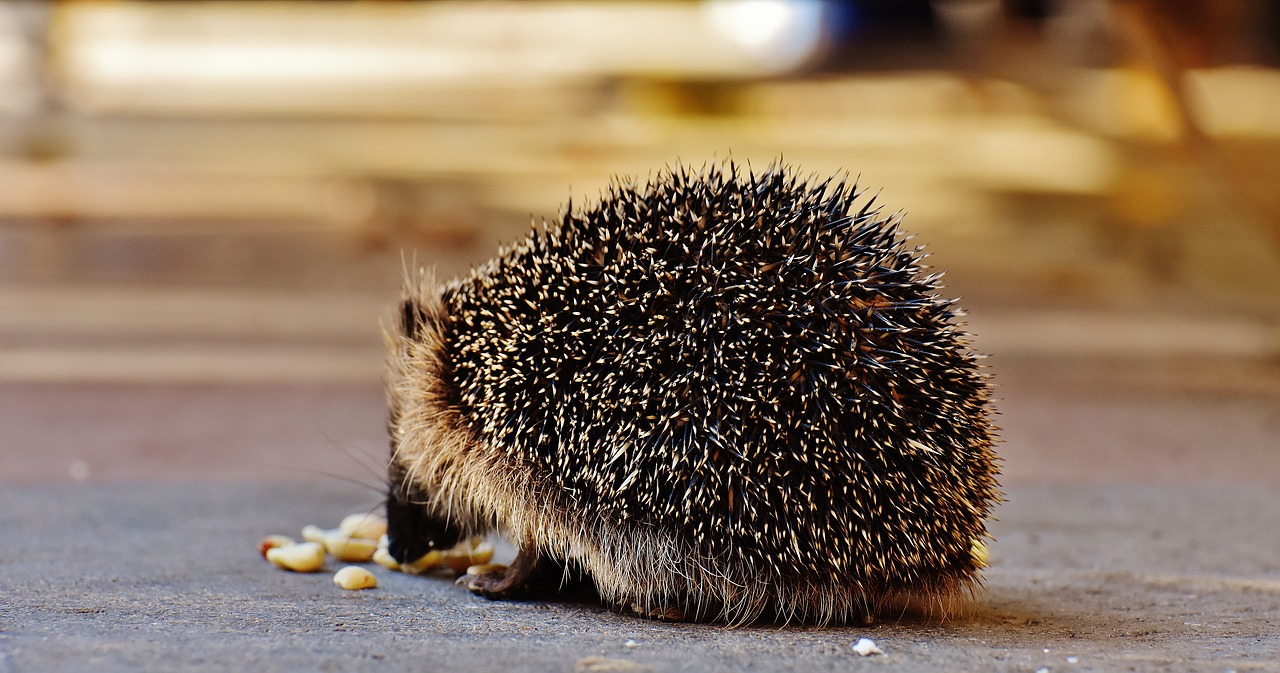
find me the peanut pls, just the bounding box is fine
[325,533,378,563]
[398,550,443,575]
[258,535,294,559]
[265,541,326,573]
[333,565,377,590]
[971,539,990,568]
[338,513,388,541]
[300,524,330,545]
[440,541,495,573]
[372,546,400,570]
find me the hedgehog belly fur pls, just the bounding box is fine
[386,162,1000,624]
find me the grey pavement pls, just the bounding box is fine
[1,481,1278,672]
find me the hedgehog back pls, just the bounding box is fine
[440,165,998,595]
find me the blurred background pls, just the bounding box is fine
[0,0,1276,484]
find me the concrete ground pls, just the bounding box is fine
[2,357,1278,673]
[0,479,1276,673]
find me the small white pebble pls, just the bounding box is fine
[266,541,326,573]
[624,640,638,648]
[852,637,883,656]
[1066,656,1078,664]
[338,513,388,540]
[1036,668,1050,673]
[333,565,377,590]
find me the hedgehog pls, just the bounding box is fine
[384,160,999,625]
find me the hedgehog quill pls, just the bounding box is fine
[384,161,1000,625]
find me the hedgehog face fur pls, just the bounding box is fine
[385,161,1000,625]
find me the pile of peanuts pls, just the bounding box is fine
[259,512,498,591]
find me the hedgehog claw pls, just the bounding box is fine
[458,567,514,598]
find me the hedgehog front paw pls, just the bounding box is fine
[456,540,550,600]
[457,564,515,598]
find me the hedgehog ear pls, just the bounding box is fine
[401,299,424,341]
[398,266,445,343]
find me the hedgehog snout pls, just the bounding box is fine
[385,468,464,564]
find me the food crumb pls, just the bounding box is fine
[852,637,883,656]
